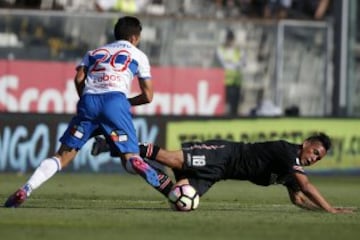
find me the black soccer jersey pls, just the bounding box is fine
[228,140,304,186]
[178,140,305,196]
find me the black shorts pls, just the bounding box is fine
[173,140,234,196]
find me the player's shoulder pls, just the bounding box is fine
[254,139,289,148]
[253,140,299,157]
[181,139,230,149]
[271,139,297,148]
[133,47,149,61]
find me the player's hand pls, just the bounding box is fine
[332,207,357,214]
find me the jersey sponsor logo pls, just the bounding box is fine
[70,125,84,139]
[110,131,128,142]
[92,73,122,83]
[118,135,128,142]
[191,155,206,167]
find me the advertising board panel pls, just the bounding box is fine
[0,113,165,172]
[167,118,360,172]
[0,60,224,115]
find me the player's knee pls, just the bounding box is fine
[163,151,184,169]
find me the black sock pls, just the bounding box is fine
[139,143,160,160]
[143,161,173,197]
[154,167,174,197]
[140,144,172,197]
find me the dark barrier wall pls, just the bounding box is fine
[0,113,166,173]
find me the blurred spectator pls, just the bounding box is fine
[0,0,15,7]
[13,0,42,9]
[215,0,241,18]
[239,0,266,18]
[51,0,97,11]
[215,29,246,116]
[237,0,254,16]
[264,0,292,19]
[145,0,165,15]
[250,89,282,117]
[292,0,331,20]
[0,0,96,11]
[313,0,331,20]
[95,0,150,14]
[175,0,210,17]
[284,105,300,116]
[12,0,66,10]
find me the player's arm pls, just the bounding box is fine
[128,78,153,106]
[139,143,183,169]
[314,0,330,20]
[74,66,87,97]
[284,174,321,211]
[287,187,321,211]
[293,172,353,213]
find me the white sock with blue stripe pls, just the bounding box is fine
[24,157,62,196]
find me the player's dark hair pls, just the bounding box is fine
[306,132,331,151]
[114,16,142,41]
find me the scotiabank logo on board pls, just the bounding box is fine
[0,60,224,115]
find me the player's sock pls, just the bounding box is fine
[25,157,62,196]
[153,166,174,197]
[139,143,160,160]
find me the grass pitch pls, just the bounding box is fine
[0,173,359,240]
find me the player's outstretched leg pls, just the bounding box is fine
[129,156,160,188]
[4,184,31,208]
[4,157,61,208]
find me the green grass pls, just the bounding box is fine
[0,173,359,240]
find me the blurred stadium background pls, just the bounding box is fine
[0,0,359,174]
[1,2,360,240]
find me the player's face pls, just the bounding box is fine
[299,141,327,166]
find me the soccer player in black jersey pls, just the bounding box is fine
[92,132,355,214]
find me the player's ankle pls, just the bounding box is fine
[22,184,33,197]
[139,143,160,159]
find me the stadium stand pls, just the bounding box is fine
[1,0,358,116]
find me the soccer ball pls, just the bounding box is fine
[168,184,200,211]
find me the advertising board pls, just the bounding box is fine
[167,118,360,172]
[0,113,165,172]
[0,60,224,115]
